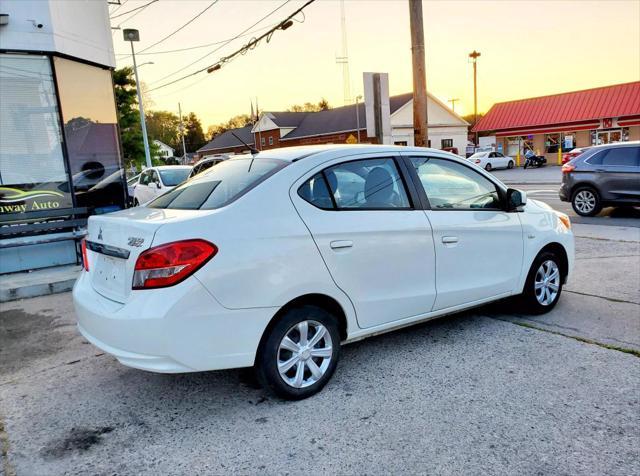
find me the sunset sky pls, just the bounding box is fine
[111,0,640,129]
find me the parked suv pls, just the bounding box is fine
[559,141,640,216]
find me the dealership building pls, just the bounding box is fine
[0,1,126,274]
[473,82,640,163]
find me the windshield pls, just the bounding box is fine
[159,168,191,186]
[148,158,287,210]
[469,152,489,159]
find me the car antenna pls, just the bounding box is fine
[231,131,259,156]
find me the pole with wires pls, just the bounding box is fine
[124,29,152,169]
[179,103,188,164]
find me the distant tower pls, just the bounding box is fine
[335,0,351,105]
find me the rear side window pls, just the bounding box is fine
[148,158,286,210]
[298,173,334,209]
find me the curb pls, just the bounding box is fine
[0,278,77,303]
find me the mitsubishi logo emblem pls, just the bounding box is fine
[98,227,103,241]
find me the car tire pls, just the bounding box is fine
[133,198,140,207]
[255,305,341,400]
[485,163,492,171]
[519,251,563,314]
[507,160,514,169]
[571,187,601,217]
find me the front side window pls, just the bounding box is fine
[410,157,502,210]
[601,147,639,167]
[148,158,286,210]
[324,158,410,209]
[0,54,72,220]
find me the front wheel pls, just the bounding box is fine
[485,163,492,171]
[255,305,341,400]
[507,160,514,169]
[519,251,563,314]
[572,187,601,216]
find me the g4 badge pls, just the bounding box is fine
[127,237,145,247]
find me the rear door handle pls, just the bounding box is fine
[330,240,353,250]
[442,236,459,244]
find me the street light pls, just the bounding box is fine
[469,50,481,146]
[123,28,152,169]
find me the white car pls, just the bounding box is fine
[132,166,191,205]
[468,151,515,171]
[74,145,574,399]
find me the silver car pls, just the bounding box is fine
[559,141,640,216]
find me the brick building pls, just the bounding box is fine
[197,92,469,157]
[473,82,640,164]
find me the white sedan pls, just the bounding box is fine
[74,145,573,400]
[468,151,515,171]
[132,165,191,205]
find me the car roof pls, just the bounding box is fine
[586,140,640,151]
[152,165,192,170]
[226,144,455,163]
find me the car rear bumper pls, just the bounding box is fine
[72,272,276,373]
[558,182,571,202]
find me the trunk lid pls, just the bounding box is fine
[85,207,203,303]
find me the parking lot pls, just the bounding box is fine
[1,166,638,476]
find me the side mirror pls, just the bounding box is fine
[507,188,526,211]
[155,181,162,189]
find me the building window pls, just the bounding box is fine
[269,136,274,145]
[545,133,561,153]
[0,54,73,218]
[53,57,126,213]
[591,128,629,146]
[261,137,266,146]
[394,141,408,146]
[441,139,453,148]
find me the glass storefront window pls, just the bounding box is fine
[53,57,126,214]
[0,54,72,219]
[591,128,630,146]
[545,133,561,153]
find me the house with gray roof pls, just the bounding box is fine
[198,92,468,157]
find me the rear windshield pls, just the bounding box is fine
[159,168,191,186]
[148,158,287,210]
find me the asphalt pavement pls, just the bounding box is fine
[1,223,638,475]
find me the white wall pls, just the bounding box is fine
[0,0,114,67]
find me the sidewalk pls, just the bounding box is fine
[0,264,81,303]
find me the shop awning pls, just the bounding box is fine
[473,81,640,133]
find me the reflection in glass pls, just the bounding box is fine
[53,57,126,213]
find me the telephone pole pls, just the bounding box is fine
[408,0,428,147]
[469,50,481,145]
[178,103,187,164]
[448,98,459,112]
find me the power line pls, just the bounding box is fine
[148,0,293,87]
[138,0,220,53]
[115,22,278,57]
[110,0,159,20]
[109,0,129,15]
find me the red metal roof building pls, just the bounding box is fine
[473,82,640,163]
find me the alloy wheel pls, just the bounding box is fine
[277,320,333,388]
[574,190,596,214]
[534,260,560,306]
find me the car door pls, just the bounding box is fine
[592,146,640,201]
[135,171,150,203]
[402,154,524,311]
[494,152,509,168]
[292,154,437,329]
[148,170,162,199]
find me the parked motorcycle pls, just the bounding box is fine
[524,154,547,169]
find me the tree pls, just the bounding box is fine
[181,112,207,155]
[145,110,180,151]
[206,114,253,140]
[113,67,144,170]
[286,98,331,112]
[462,113,485,130]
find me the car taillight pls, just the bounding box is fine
[81,238,89,271]
[132,239,217,289]
[561,163,575,174]
[475,159,481,164]
[562,153,571,164]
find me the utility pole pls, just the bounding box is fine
[448,98,459,112]
[123,29,152,169]
[469,50,481,146]
[178,102,187,164]
[355,95,362,143]
[408,0,428,147]
[336,0,352,105]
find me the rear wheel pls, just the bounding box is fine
[255,305,341,400]
[519,251,563,314]
[507,160,514,169]
[485,163,492,171]
[572,187,601,216]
